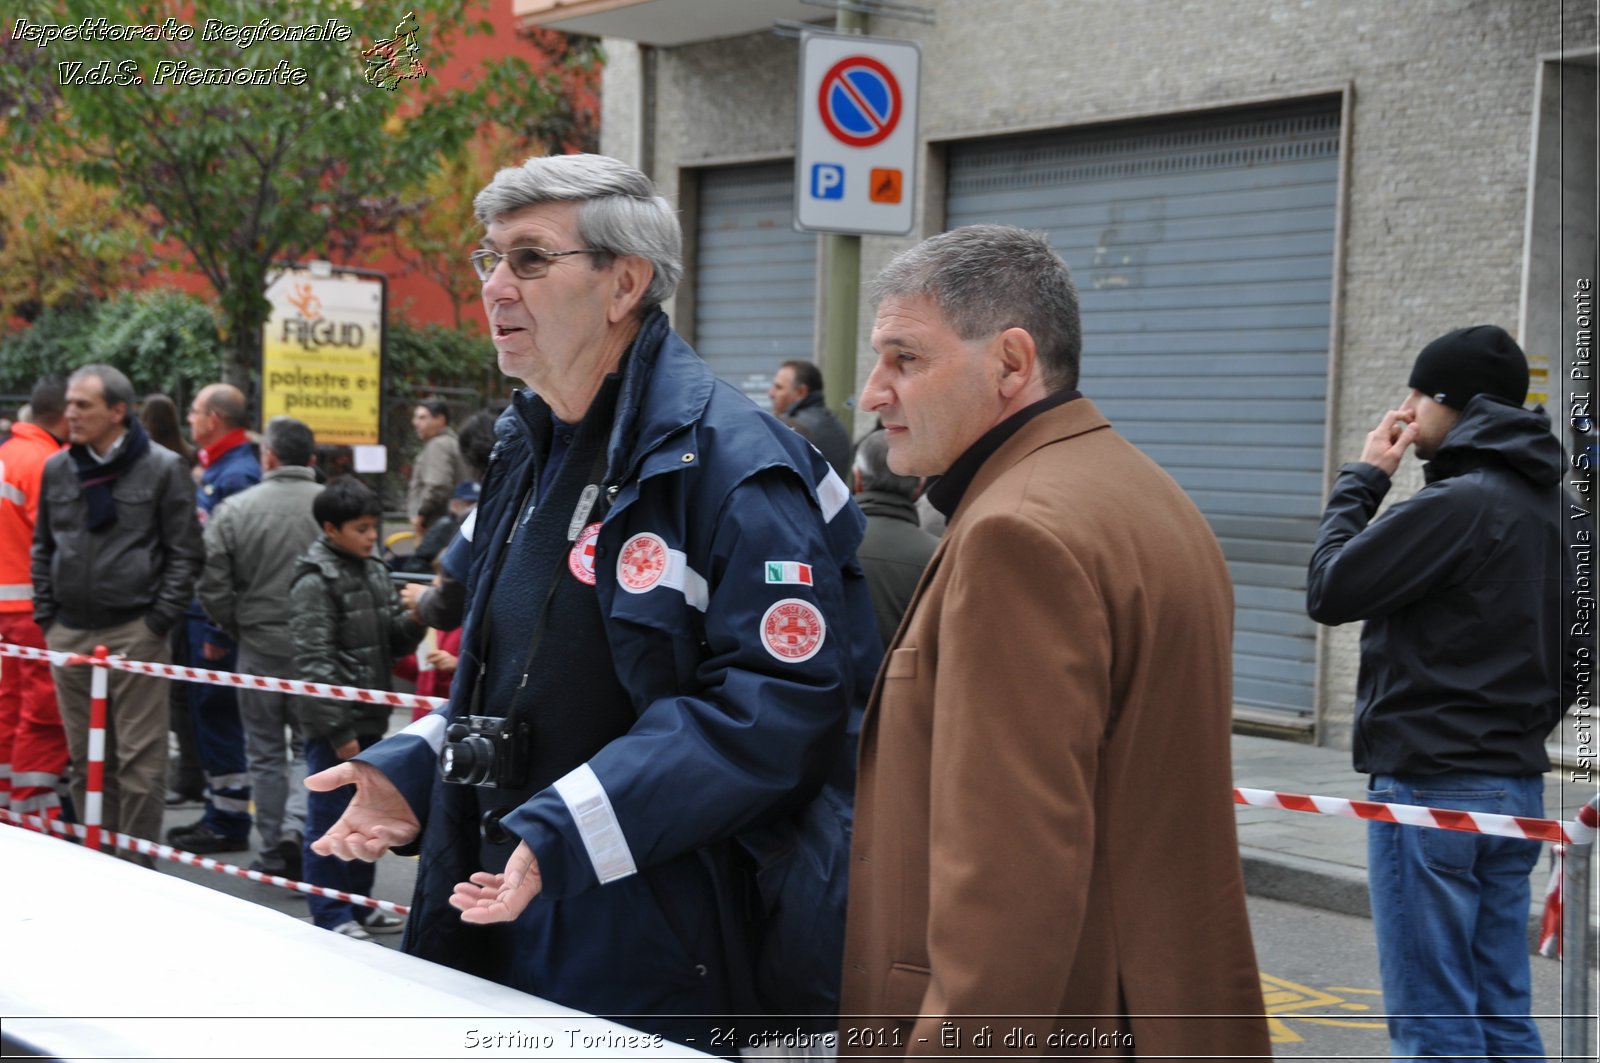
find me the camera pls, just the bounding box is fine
[439,715,530,789]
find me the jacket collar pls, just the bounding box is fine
[263,465,318,484]
[943,396,1111,529]
[5,422,63,450]
[790,391,827,415]
[928,390,1082,519]
[854,490,921,524]
[604,309,713,486]
[496,310,715,489]
[198,428,251,468]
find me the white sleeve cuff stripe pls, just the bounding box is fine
[552,764,638,884]
[401,712,448,754]
[817,467,850,522]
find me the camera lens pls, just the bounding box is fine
[440,733,495,786]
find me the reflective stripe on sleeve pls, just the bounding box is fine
[0,584,32,601]
[817,467,850,522]
[661,549,710,612]
[552,763,637,885]
[400,712,448,754]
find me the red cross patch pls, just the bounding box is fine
[760,598,826,663]
[617,532,670,593]
[568,522,603,586]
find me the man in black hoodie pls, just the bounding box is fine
[1307,325,1583,1063]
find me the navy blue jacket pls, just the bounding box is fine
[189,437,260,638]
[359,312,881,1039]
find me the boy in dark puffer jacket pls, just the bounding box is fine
[290,478,423,939]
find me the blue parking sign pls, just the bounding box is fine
[811,163,845,199]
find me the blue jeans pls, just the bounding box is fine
[1367,772,1545,1063]
[304,733,379,929]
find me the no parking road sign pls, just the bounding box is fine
[797,32,919,235]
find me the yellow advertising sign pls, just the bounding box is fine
[261,268,384,445]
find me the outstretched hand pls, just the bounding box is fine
[1360,409,1418,477]
[305,761,420,861]
[450,841,543,924]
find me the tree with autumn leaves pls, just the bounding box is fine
[0,1,599,387]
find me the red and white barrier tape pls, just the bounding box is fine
[1234,787,1595,846]
[0,640,446,713]
[0,808,409,917]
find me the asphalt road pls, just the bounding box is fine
[1248,894,1576,1060]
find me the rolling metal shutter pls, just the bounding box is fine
[693,162,817,407]
[945,102,1340,718]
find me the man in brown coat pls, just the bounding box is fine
[840,225,1269,1058]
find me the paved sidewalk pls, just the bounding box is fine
[1231,733,1600,945]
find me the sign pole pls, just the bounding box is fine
[820,5,867,432]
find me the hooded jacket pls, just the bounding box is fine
[288,536,424,749]
[1307,396,1584,775]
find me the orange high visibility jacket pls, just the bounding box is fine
[0,423,65,613]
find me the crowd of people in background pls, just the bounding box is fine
[0,377,491,942]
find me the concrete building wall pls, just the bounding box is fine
[598,0,1597,749]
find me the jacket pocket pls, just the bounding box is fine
[1413,786,1504,876]
[885,647,918,679]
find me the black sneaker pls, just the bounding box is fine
[166,823,249,853]
[248,852,288,877]
[165,819,206,844]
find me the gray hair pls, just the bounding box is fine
[854,427,921,498]
[264,416,315,467]
[68,364,136,422]
[474,153,683,311]
[871,225,1082,392]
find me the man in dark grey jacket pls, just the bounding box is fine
[770,359,853,480]
[33,364,202,863]
[1306,325,1583,1062]
[198,416,322,878]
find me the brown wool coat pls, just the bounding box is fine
[840,399,1270,1060]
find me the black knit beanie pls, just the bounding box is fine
[1407,325,1528,409]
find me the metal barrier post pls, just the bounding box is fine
[1563,797,1598,1062]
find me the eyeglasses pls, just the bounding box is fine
[469,245,603,282]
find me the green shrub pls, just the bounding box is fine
[87,289,224,397]
[384,318,499,398]
[0,288,224,399]
[0,302,100,393]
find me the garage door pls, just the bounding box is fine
[693,161,817,407]
[945,101,1340,718]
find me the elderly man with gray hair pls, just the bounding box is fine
[198,416,322,880]
[306,154,880,1045]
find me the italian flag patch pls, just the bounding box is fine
[765,561,813,586]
